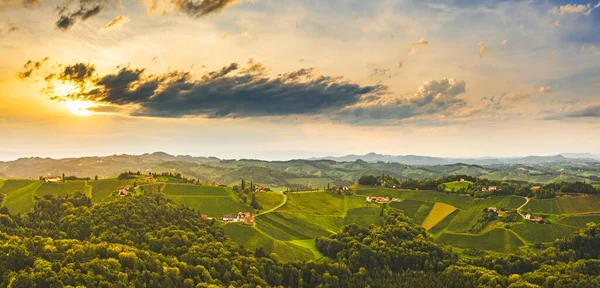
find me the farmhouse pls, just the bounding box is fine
[118,185,131,197]
[255,186,263,192]
[44,176,62,183]
[530,217,544,223]
[531,186,541,190]
[459,178,465,182]
[222,212,254,224]
[201,214,209,220]
[391,198,402,202]
[481,187,487,191]
[223,214,238,222]
[525,213,531,220]
[487,207,498,212]
[366,196,390,203]
[213,182,222,186]
[488,186,497,191]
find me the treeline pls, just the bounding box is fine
[358,174,600,199]
[117,171,197,184]
[1,192,600,287]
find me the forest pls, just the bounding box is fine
[0,191,599,287]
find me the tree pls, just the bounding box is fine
[358,175,378,186]
[94,175,98,181]
[241,179,246,190]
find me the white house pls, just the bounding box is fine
[44,176,62,183]
[525,213,531,220]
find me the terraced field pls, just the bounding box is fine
[3,181,43,214]
[437,229,524,254]
[510,221,578,243]
[163,184,252,216]
[422,203,457,230]
[35,181,86,197]
[556,214,600,228]
[523,195,600,214]
[222,223,314,262]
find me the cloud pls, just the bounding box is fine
[538,86,552,93]
[565,105,600,118]
[220,33,228,39]
[55,1,109,30]
[102,15,130,32]
[502,92,531,102]
[500,39,508,45]
[398,59,406,69]
[549,2,600,16]
[335,78,468,124]
[410,38,428,55]
[479,45,491,57]
[146,0,242,18]
[17,57,49,79]
[33,59,385,119]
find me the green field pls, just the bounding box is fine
[255,192,285,211]
[443,181,472,192]
[422,203,458,230]
[556,215,600,228]
[88,180,131,202]
[222,223,314,262]
[286,178,334,189]
[167,194,251,216]
[429,210,459,235]
[523,195,600,214]
[344,207,383,227]
[0,179,36,195]
[510,221,577,243]
[389,200,433,224]
[163,184,230,196]
[35,181,86,197]
[256,212,339,241]
[3,181,43,214]
[279,192,345,215]
[139,183,164,194]
[437,229,524,253]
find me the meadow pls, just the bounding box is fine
[35,181,86,198]
[510,221,578,243]
[556,215,600,228]
[88,180,131,202]
[443,180,472,192]
[523,195,600,214]
[437,229,524,254]
[3,181,43,214]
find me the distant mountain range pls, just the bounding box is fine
[308,152,600,166]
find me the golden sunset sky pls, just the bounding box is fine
[0,0,599,160]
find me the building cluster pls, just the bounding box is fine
[118,185,132,196]
[366,196,402,203]
[43,176,62,183]
[525,213,544,223]
[481,186,497,191]
[223,212,254,224]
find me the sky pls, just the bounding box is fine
[0,0,599,161]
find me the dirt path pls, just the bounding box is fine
[258,192,287,215]
[516,196,530,219]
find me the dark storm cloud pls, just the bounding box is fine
[335,78,468,124]
[56,2,105,30]
[39,59,385,118]
[17,57,49,79]
[170,0,241,18]
[565,105,600,118]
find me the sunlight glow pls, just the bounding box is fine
[65,100,96,116]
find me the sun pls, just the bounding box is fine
[65,100,96,116]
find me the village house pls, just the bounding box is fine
[212,181,221,186]
[223,214,238,222]
[531,186,541,190]
[391,198,402,202]
[487,207,498,212]
[459,178,465,182]
[255,185,263,192]
[201,214,209,220]
[44,176,62,183]
[222,212,254,224]
[530,217,544,223]
[482,187,487,191]
[366,196,390,203]
[118,185,131,197]
[488,186,497,191]
[525,213,531,220]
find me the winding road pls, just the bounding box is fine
[258,191,288,215]
[516,196,530,219]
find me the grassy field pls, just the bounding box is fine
[256,212,338,241]
[443,181,472,192]
[389,200,433,224]
[422,203,458,230]
[167,194,251,216]
[255,192,285,211]
[35,181,86,197]
[0,180,37,195]
[222,223,314,262]
[429,210,459,235]
[556,215,600,228]
[88,180,131,202]
[344,207,383,227]
[510,221,577,243]
[163,184,230,196]
[437,229,524,254]
[3,181,43,214]
[139,183,164,194]
[286,178,334,190]
[279,192,345,215]
[523,195,600,214]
